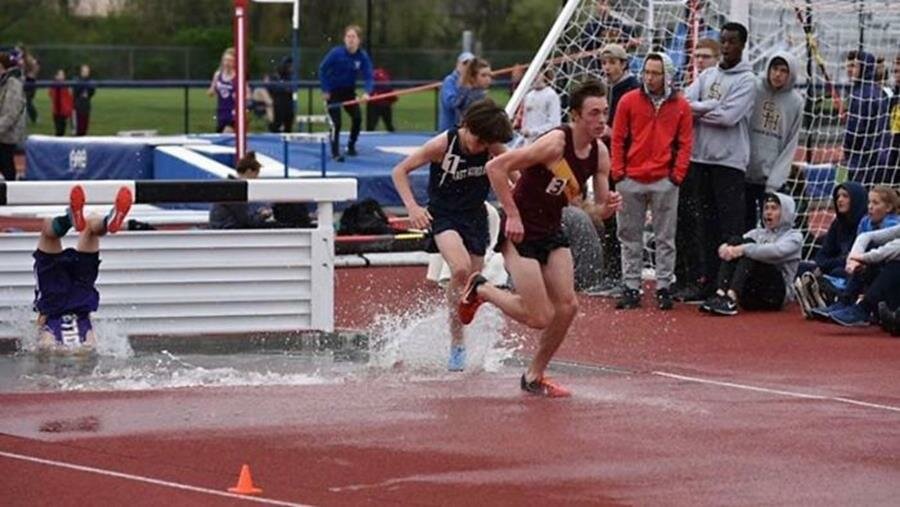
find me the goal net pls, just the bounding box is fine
[509,0,900,259]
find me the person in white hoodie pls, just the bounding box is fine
[518,69,561,145]
[684,22,757,297]
[746,52,804,230]
[700,192,802,316]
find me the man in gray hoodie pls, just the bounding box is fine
[684,22,757,296]
[0,51,26,181]
[746,52,803,230]
[700,192,802,316]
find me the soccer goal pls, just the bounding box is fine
[509,0,900,258]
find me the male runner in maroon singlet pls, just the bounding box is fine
[458,80,622,397]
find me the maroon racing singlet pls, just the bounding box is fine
[512,124,598,241]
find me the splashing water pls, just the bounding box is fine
[366,299,522,376]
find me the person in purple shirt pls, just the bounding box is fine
[207,47,237,133]
[319,25,374,162]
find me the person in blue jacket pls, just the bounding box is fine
[438,51,474,132]
[843,50,889,184]
[319,24,374,162]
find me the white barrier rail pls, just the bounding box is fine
[0,179,356,338]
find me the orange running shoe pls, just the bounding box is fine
[457,273,487,325]
[69,185,86,232]
[105,186,133,234]
[520,374,571,398]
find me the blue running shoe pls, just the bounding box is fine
[810,301,848,322]
[830,304,871,327]
[448,344,466,372]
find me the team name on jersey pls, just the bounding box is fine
[439,152,486,185]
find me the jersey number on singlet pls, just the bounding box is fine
[546,177,567,196]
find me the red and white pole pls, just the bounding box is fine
[234,0,248,161]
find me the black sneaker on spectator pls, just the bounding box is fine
[585,279,625,298]
[673,284,706,304]
[615,288,641,309]
[347,145,358,156]
[332,154,345,163]
[707,294,738,316]
[656,287,674,310]
[877,302,900,336]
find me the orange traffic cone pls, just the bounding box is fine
[228,464,263,495]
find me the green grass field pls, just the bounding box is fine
[29,87,513,136]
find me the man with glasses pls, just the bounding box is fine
[610,52,693,310]
[693,38,721,74]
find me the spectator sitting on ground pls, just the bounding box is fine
[209,152,275,229]
[745,52,803,230]
[793,181,867,316]
[454,58,492,121]
[823,223,900,329]
[700,192,802,316]
[810,186,900,320]
[517,69,561,145]
[0,51,26,181]
[49,68,73,137]
[438,51,474,131]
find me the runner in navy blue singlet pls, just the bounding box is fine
[392,99,512,371]
[207,48,242,133]
[458,81,623,397]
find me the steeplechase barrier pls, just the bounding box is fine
[0,179,356,340]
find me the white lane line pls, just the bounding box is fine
[652,371,900,414]
[0,451,312,507]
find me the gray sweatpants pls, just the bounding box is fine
[616,177,680,291]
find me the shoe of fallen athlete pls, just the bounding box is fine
[105,186,133,234]
[520,374,571,398]
[448,344,466,372]
[69,184,86,232]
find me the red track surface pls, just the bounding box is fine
[2,266,899,506]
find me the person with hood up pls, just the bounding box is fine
[0,51,26,181]
[746,51,804,230]
[793,182,867,317]
[684,21,757,299]
[825,222,900,329]
[610,51,693,310]
[700,192,802,316]
[843,50,889,184]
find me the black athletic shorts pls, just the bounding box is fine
[494,210,570,265]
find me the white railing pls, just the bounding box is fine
[0,179,356,338]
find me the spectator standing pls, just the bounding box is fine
[843,50,888,184]
[318,24,374,162]
[0,52,26,181]
[672,38,723,301]
[438,52,474,132]
[693,38,721,74]
[267,57,294,133]
[454,58,492,121]
[746,52,803,229]
[366,67,397,132]
[700,193,802,316]
[518,69,561,145]
[73,64,96,136]
[685,22,756,298]
[207,48,237,133]
[611,52,693,310]
[876,54,900,185]
[20,45,38,124]
[48,69,73,137]
[587,43,640,297]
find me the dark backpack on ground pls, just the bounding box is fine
[338,198,393,235]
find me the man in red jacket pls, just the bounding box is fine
[611,52,693,310]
